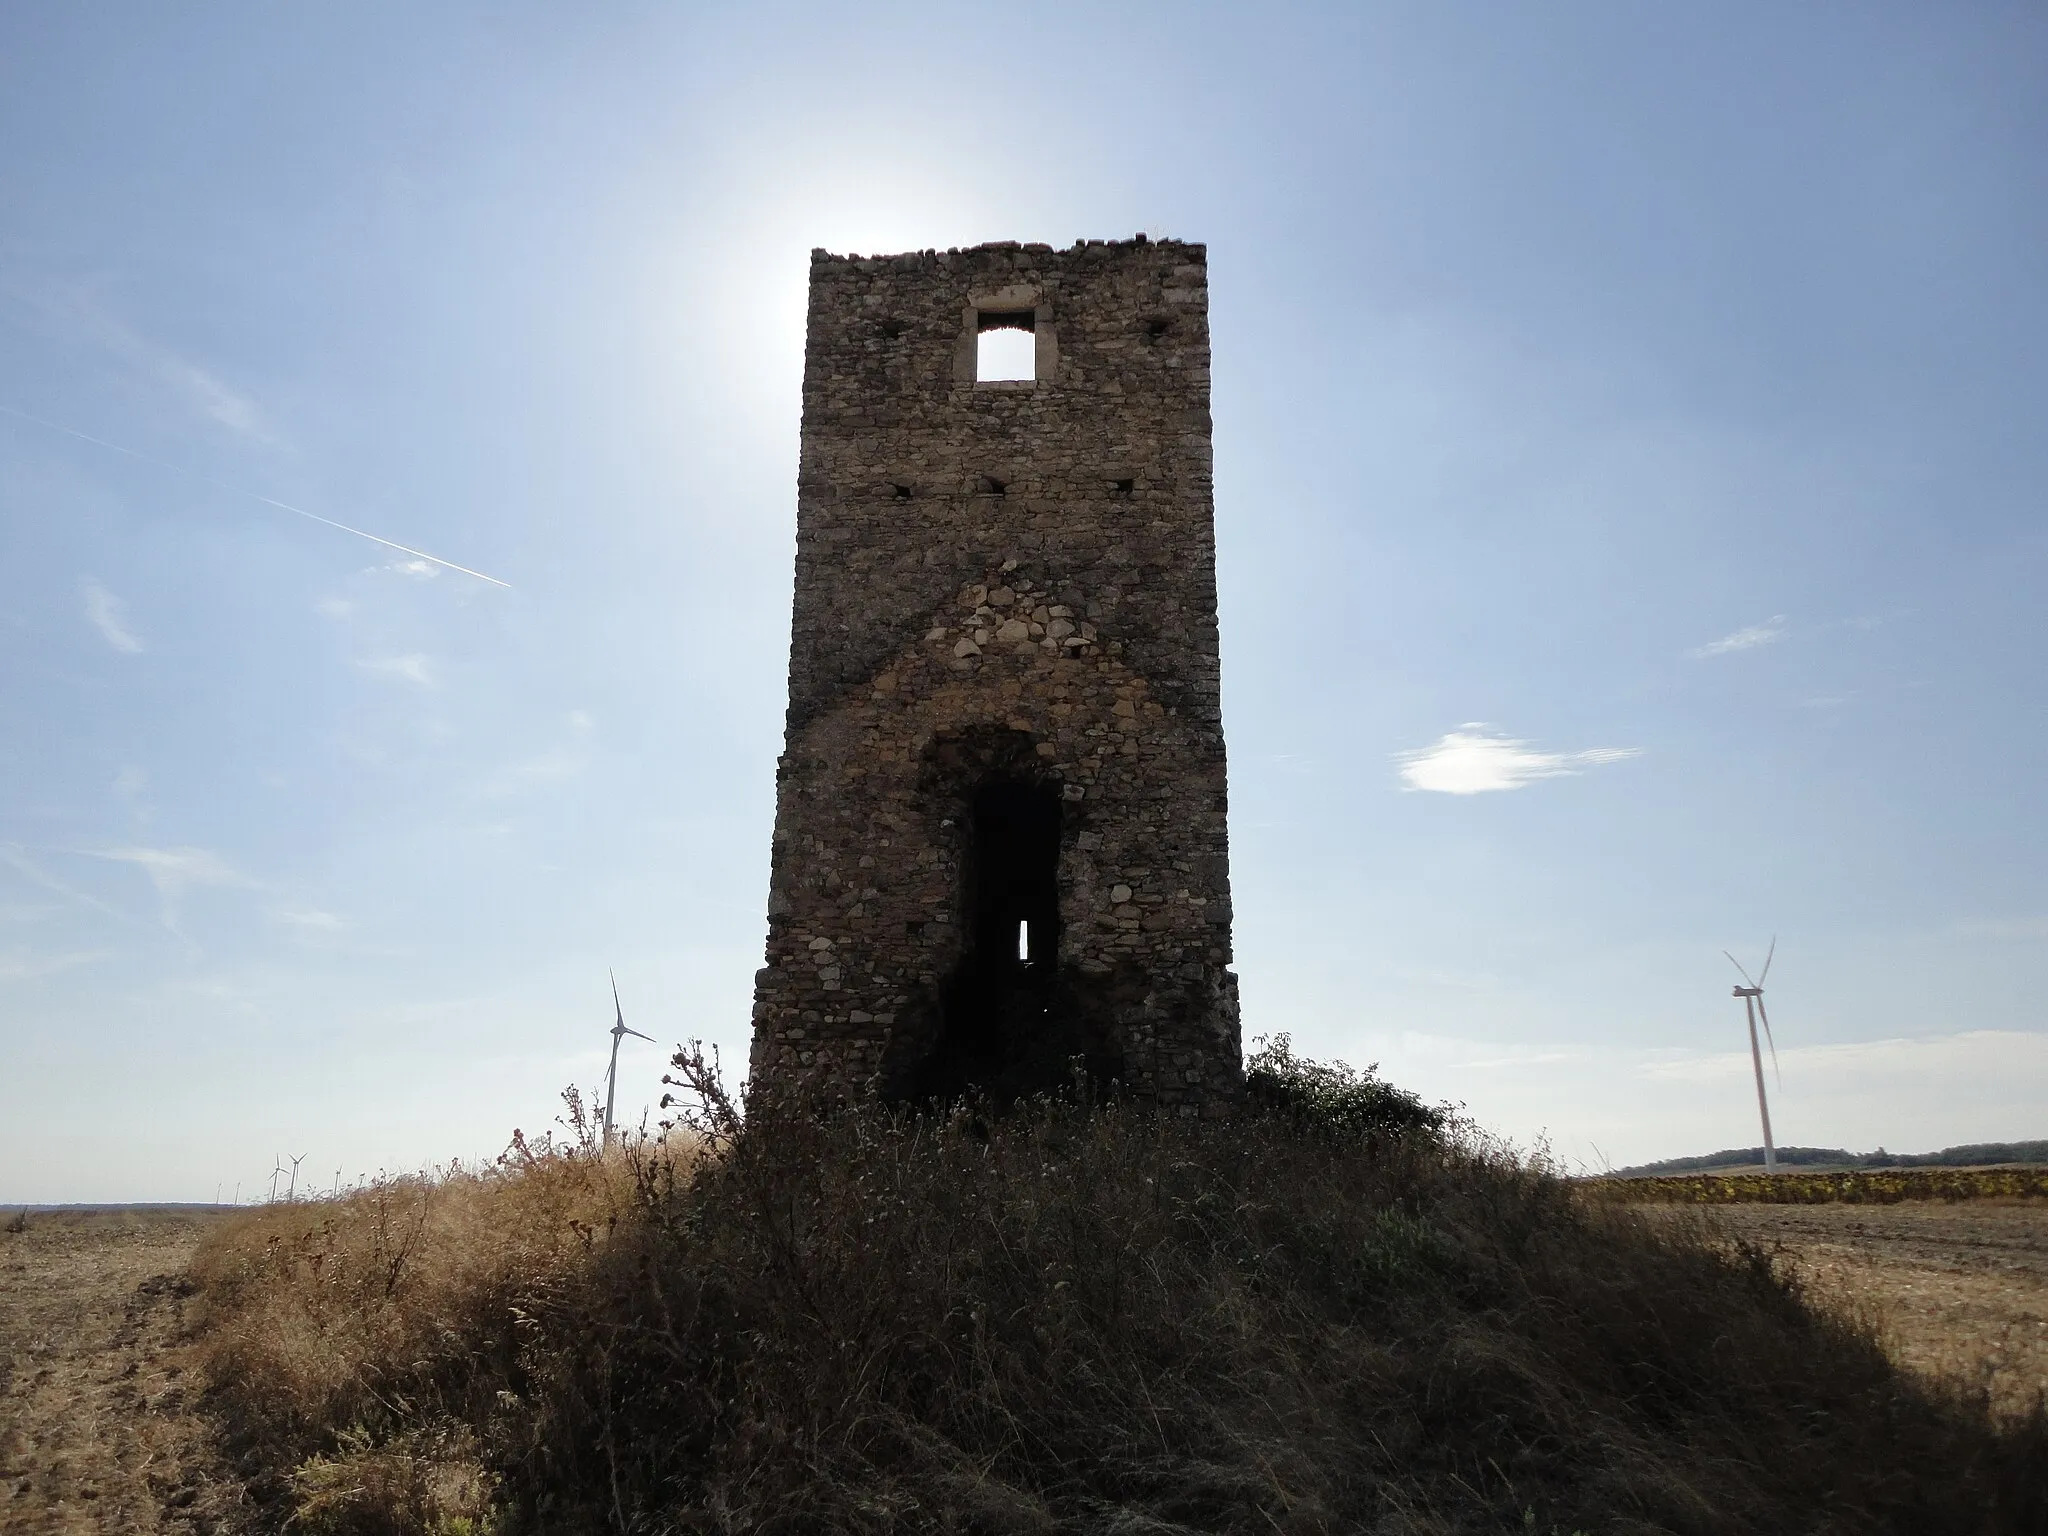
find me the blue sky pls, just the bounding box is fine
[3,4,2043,1201]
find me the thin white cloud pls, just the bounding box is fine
[1954,914,2048,942]
[1691,616,1786,658]
[360,653,436,687]
[473,750,589,800]
[274,907,346,932]
[0,900,66,924]
[314,597,353,620]
[113,765,150,824]
[62,292,272,440]
[0,948,110,984]
[1634,1029,2048,1084]
[81,579,143,653]
[1396,725,1640,794]
[0,844,129,923]
[1830,608,1911,634]
[471,713,598,800]
[92,844,255,929]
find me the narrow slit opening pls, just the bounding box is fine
[907,777,1066,1104]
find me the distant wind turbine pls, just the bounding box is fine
[603,970,654,1147]
[267,1152,307,1202]
[1724,939,1783,1174]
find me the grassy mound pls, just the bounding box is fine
[191,1059,2046,1534]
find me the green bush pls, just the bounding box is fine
[1243,1032,1448,1140]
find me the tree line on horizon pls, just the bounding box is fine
[1614,1139,2048,1178]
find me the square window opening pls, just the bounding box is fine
[976,312,1037,382]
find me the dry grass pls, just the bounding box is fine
[190,1098,692,1533]
[188,1065,2048,1535]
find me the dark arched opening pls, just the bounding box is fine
[904,778,1116,1104]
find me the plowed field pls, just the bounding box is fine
[0,1208,245,1535]
[1658,1199,2048,1420]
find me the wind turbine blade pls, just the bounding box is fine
[623,1026,655,1042]
[611,968,626,1030]
[1723,950,1758,989]
[1755,995,1782,1087]
[1759,935,1776,987]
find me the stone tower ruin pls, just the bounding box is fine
[748,236,1239,1114]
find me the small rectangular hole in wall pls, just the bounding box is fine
[976,310,1036,382]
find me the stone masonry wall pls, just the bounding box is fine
[749,237,1240,1115]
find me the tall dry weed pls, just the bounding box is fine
[191,1092,695,1530]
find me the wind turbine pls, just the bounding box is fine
[1724,939,1782,1174]
[602,970,654,1147]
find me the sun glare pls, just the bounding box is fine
[977,326,1036,382]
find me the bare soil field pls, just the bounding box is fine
[1665,1199,2048,1420]
[2,1197,2043,1530]
[0,1208,246,1535]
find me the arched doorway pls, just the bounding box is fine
[902,771,1125,1104]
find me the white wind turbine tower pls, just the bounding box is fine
[602,970,654,1148]
[1724,939,1783,1174]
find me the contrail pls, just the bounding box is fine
[0,403,511,588]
